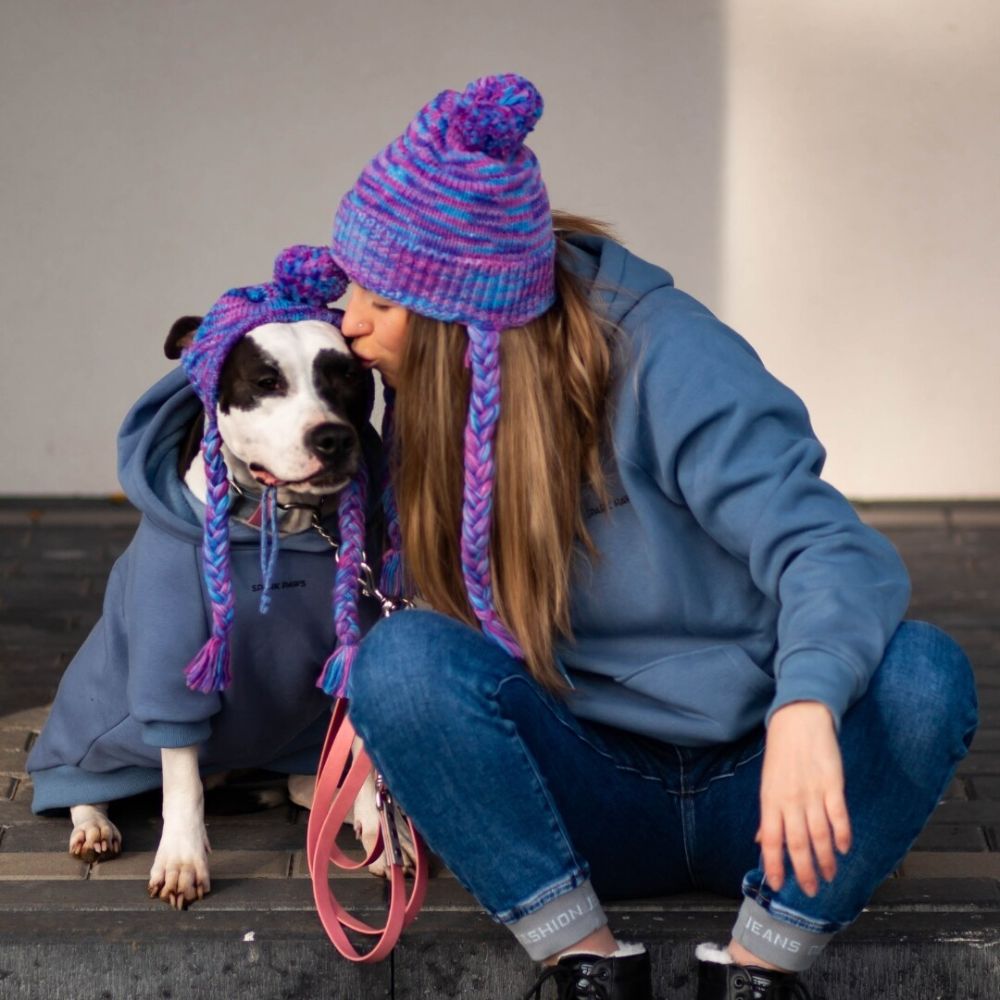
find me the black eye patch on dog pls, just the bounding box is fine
[218,338,289,413]
[313,349,375,429]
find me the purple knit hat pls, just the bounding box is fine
[331,73,557,660]
[180,245,373,694]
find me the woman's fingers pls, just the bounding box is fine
[805,801,837,883]
[757,807,786,892]
[826,788,853,856]
[760,793,850,896]
[782,808,819,896]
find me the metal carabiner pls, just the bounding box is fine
[374,772,404,867]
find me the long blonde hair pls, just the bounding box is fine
[393,212,616,689]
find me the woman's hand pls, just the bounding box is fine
[757,701,852,896]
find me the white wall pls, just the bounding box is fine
[0,1,995,497]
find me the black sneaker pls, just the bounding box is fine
[521,948,652,999]
[697,955,812,1000]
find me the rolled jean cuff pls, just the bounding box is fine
[731,896,834,973]
[506,880,607,961]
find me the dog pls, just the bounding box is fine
[53,312,413,908]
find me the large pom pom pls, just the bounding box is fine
[273,245,349,305]
[449,73,543,160]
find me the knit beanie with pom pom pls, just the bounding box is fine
[331,73,555,660]
[180,245,373,696]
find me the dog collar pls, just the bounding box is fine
[227,477,335,530]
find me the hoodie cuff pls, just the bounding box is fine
[141,720,212,748]
[766,650,864,732]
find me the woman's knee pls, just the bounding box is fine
[867,620,978,753]
[345,608,513,741]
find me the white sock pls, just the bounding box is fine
[611,941,646,958]
[695,942,733,965]
[557,940,646,961]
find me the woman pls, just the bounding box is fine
[328,73,977,1000]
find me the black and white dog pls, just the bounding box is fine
[64,315,406,907]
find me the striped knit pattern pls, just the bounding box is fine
[316,463,369,698]
[331,74,556,330]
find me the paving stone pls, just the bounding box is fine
[969,776,1000,799]
[0,851,87,879]
[899,852,1000,878]
[943,777,969,800]
[855,505,948,528]
[949,506,1000,528]
[869,876,1000,907]
[912,823,989,851]
[90,849,293,880]
[969,729,1000,752]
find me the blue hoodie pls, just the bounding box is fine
[28,367,383,811]
[557,236,911,746]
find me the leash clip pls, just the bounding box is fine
[374,773,404,867]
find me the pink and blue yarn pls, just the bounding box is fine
[180,245,371,695]
[331,73,556,661]
[316,461,368,698]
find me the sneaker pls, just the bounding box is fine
[697,953,812,1000]
[521,947,652,999]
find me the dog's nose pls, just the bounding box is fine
[307,423,356,462]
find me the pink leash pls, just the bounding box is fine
[307,698,429,962]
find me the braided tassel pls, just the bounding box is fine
[316,462,369,697]
[185,416,236,692]
[460,326,524,659]
[379,387,404,598]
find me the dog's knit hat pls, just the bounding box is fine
[331,73,556,659]
[180,245,373,695]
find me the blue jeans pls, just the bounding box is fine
[347,614,977,968]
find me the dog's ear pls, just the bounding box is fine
[164,316,203,359]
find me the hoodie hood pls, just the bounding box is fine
[118,367,203,540]
[563,233,675,330]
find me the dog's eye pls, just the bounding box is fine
[256,375,279,391]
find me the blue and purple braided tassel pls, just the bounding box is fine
[460,325,524,659]
[316,461,369,698]
[185,416,236,692]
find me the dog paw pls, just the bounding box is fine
[287,773,316,810]
[148,821,212,910]
[68,805,122,864]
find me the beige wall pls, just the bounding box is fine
[721,2,1000,497]
[0,1,995,497]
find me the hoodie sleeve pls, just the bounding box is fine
[626,291,911,729]
[123,517,221,747]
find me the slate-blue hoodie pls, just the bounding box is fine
[28,367,382,811]
[558,236,911,746]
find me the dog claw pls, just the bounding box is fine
[69,806,122,865]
